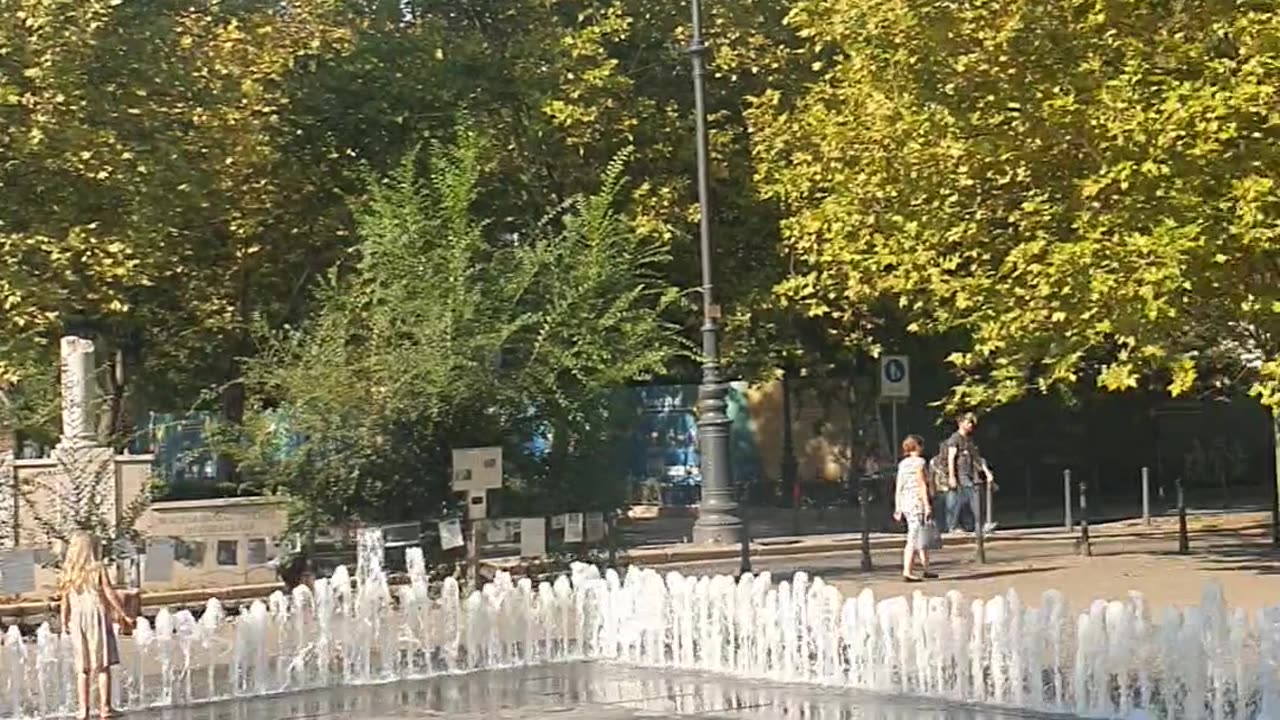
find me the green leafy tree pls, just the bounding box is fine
[226,130,685,533]
[0,0,355,442]
[750,0,1280,410]
[289,0,808,381]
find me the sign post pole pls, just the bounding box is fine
[452,447,504,589]
[877,355,910,564]
[890,400,899,450]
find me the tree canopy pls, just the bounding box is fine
[8,0,1279,529]
[0,0,356,438]
[0,0,800,441]
[750,0,1280,410]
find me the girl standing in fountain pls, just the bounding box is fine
[59,530,133,720]
[893,435,936,582]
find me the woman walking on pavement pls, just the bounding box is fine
[894,434,936,582]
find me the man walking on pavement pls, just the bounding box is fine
[945,412,994,534]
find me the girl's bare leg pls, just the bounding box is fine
[96,669,112,718]
[76,671,90,719]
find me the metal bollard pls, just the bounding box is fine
[1064,469,1073,530]
[466,519,481,589]
[1177,476,1190,554]
[975,482,988,564]
[859,476,873,571]
[606,512,618,567]
[985,478,995,532]
[1078,480,1092,557]
[1141,466,1151,525]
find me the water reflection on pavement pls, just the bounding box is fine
[127,663,1054,720]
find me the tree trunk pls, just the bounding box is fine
[98,345,131,451]
[1272,410,1280,548]
[780,368,797,507]
[216,371,245,487]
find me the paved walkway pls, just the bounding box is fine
[618,500,1270,548]
[660,528,1280,613]
[126,664,1048,720]
[0,511,1270,624]
[614,508,1272,567]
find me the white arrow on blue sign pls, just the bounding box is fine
[879,355,910,399]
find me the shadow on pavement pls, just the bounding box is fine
[1151,543,1280,577]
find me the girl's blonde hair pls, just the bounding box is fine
[59,530,103,593]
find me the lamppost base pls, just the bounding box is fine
[691,515,744,545]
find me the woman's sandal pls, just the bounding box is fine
[902,575,922,583]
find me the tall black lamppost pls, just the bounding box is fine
[688,0,743,546]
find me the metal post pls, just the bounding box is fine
[606,511,618,567]
[739,481,752,574]
[784,368,798,537]
[1177,476,1190,554]
[1063,469,1073,530]
[781,367,797,503]
[890,400,899,454]
[1272,413,1280,548]
[975,481,987,564]
[1078,480,1092,557]
[782,368,799,535]
[858,477,873,571]
[985,475,995,532]
[466,519,481,589]
[1141,466,1151,525]
[687,0,742,545]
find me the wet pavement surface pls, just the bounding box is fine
[126,663,1054,720]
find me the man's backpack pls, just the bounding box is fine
[927,439,951,493]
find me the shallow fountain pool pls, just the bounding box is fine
[1,529,1275,719]
[124,663,1060,720]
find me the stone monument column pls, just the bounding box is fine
[59,336,99,446]
[51,336,116,532]
[0,445,13,549]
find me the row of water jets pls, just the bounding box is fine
[0,529,1277,719]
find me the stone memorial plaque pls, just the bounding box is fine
[451,447,503,491]
[0,549,35,595]
[519,518,546,558]
[585,512,606,543]
[487,519,514,543]
[143,538,175,583]
[563,512,584,543]
[439,518,465,551]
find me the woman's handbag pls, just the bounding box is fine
[923,518,943,551]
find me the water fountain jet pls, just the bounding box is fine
[0,530,1275,719]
